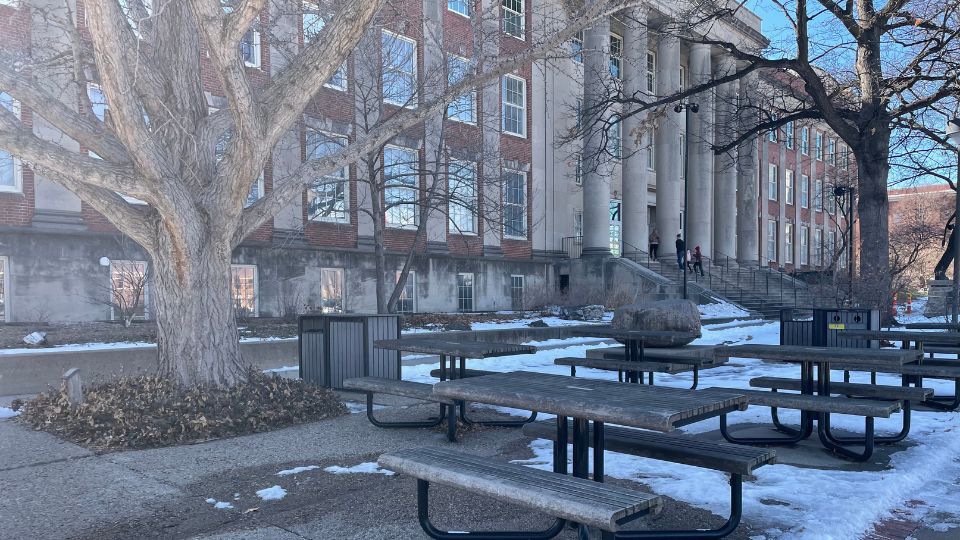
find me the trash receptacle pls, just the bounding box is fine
[298,314,402,389]
[780,308,879,348]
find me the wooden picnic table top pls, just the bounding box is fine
[569,326,701,344]
[903,323,960,331]
[373,338,536,358]
[837,329,960,344]
[431,370,748,432]
[713,344,920,366]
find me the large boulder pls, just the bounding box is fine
[560,304,605,321]
[611,299,701,347]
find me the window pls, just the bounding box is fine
[646,131,655,170]
[396,271,416,313]
[448,160,477,234]
[828,231,836,265]
[768,113,778,142]
[0,0,20,7]
[457,273,474,312]
[679,65,686,91]
[302,4,347,90]
[573,210,583,238]
[0,256,7,322]
[800,174,809,208]
[828,138,836,164]
[814,179,823,211]
[607,116,622,159]
[609,199,621,257]
[801,126,809,155]
[645,51,656,93]
[502,0,524,39]
[799,226,809,266]
[679,134,685,178]
[767,221,777,262]
[448,0,469,16]
[785,121,794,149]
[571,31,583,63]
[231,264,258,317]
[320,268,344,313]
[815,131,823,160]
[826,180,836,214]
[240,29,262,68]
[784,223,794,264]
[87,84,108,122]
[814,229,823,266]
[785,169,794,205]
[574,155,582,185]
[0,92,22,193]
[245,171,265,208]
[609,33,622,79]
[110,260,148,321]
[503,169,527,238]
[447,55,476,123]
[842,146,851,169]
[117,0,153,38]
[382,31,417,106]
[306,130,349,222]
[384,146,419,228]
[768,164,778,201]
[215,125,261,209]
[502,75,526,136]
[510,275,524,311]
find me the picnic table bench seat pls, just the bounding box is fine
[749,376,933,402]
[704,387,900,417]
[379,446,662,539]
[834,363,960,411]
[428,368,496,379]
[555,356,703,388]
[343,377,457,442]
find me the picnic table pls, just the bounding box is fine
[570,326,701,383]
[838,329,960,352]
[903,322,960,331]
[373,337,538,426]
[432,370,748,481]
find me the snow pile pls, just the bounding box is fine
[324,462,395,476]
[204,498,234,510]
[0,407,20,419]
[699,301,752,319]
[255,485,287,501]
[276,465,319,476]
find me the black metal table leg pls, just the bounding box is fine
[816,362,876,461]
[554,415,568,474]
[592,421,604,482]
[572,417,589,479]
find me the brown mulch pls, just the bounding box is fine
[11,369,347,451]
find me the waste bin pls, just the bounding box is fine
[780,308,880,348]
[298,314,402,389]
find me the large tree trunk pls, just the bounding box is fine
[855,134,892,311]
[152,229,246,387]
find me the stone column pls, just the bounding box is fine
[422,0,447,253]
[736,70,760,264]
[685,43,713,256]
[713,54,738,260]
[580,11,613,258]
[620,7,649,257]
[655,33,682,256]
[480,0,503,255]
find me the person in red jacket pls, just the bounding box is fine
[692,245,705,276]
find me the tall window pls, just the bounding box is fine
[302,4,347,90]
[814,179,823,211]
[815,131,823,160]
[828,138,836,164]
[110,260,148,321]
[571,31,583,63]
[305,130,348,222]
[799,226,809,266]
[679,134,685,178]
[447,55,476,123]
[502,75,526,136]
[785,169,794,205]
[814,229,823,265]
[231,264,258,317]
[607,115,622,159]
[785,121,795,149]
[0,256,7,322]
[767,221,778,262]
[245,171,265,208]
[502,0,524,39]
[827,231,836,265]
[609,34,622,79]
[384,146,418,228]
[573,210,583,238]
[609,200,621,257]
[320,268,344,313]
[457,273,474,312]
[800,126,809,155]
[382,31,417,106]
[448,0,469,16]
[768,113,778,142]
[503,170,527,238]
[396,271,416,313]
[768,164,778,201]
[240,29,261,68]
[448,160,477,234]
[645,51,656,93]
[679,65,686,90]
[0,92,21,193]
[842,145,851,169]
[784,223,794,264]
[800,174,809,208]
[510,275,524,311]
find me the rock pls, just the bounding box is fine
[444,322,472,331]
[611,299,701,347]
[527,319,549,328]
[560,305,605,321]
[22,331,47,346]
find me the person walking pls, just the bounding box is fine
[649,229,660,261]
[675,234,685,270]
[692,245,705,277]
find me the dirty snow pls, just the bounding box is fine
[204,498,234,510]
[255,486,287,501]
[276,465,319,476]
[324,462,396,476]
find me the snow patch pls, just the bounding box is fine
[255,485,287,501]
[699,301,752,319]
[204,498,234,510]
[324,462,396,476]
[0,407,19,419]
[276,465,319,476]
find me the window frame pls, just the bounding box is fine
[447,0,470,17]
[306,129,350,223]
[320,267,345,313]
[396,270,417,313]
[510,274,524,311]
[240,28,262,69]
[302,4,348,90]
[784,223,794,264]
[815,179,823,212]
[800,126,809,155]
[785,169,794,205]
[457,272,474,312]
[381,30,418,107]
[768,113,778,142]
[446,54,477,124]
[800,174,809,209]
[799,226,809,266]
[0,92,22,194]
[815,131,823,160]
[109,259,149,322]
[607,115,622,159]
[814,228,823,266]
[646,131,655,171]
[609,33,623,80]
[502,0,525,40]
[503,169,528,239]
[383,144,420,229]
[785,121,795,149]
[768,163,778,201]
[448,160,478,234]
[571,31,583,63]
[645,51,656,93]
[230,264,259,317]
[767,220,778,262]
[828,138,837,164]
[501,74,527,137]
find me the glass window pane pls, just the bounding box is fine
[320,268,344,313]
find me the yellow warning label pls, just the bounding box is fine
[828,323,846,330]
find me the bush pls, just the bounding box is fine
[12,369,347,451]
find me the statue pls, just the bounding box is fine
[934,213,957,280]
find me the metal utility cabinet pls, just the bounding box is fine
[299,314,402,389]
[780,308,880,348]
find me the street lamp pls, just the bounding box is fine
[676,101,699,299]
[946,118,960,323]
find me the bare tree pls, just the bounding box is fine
[86,237,150,328]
